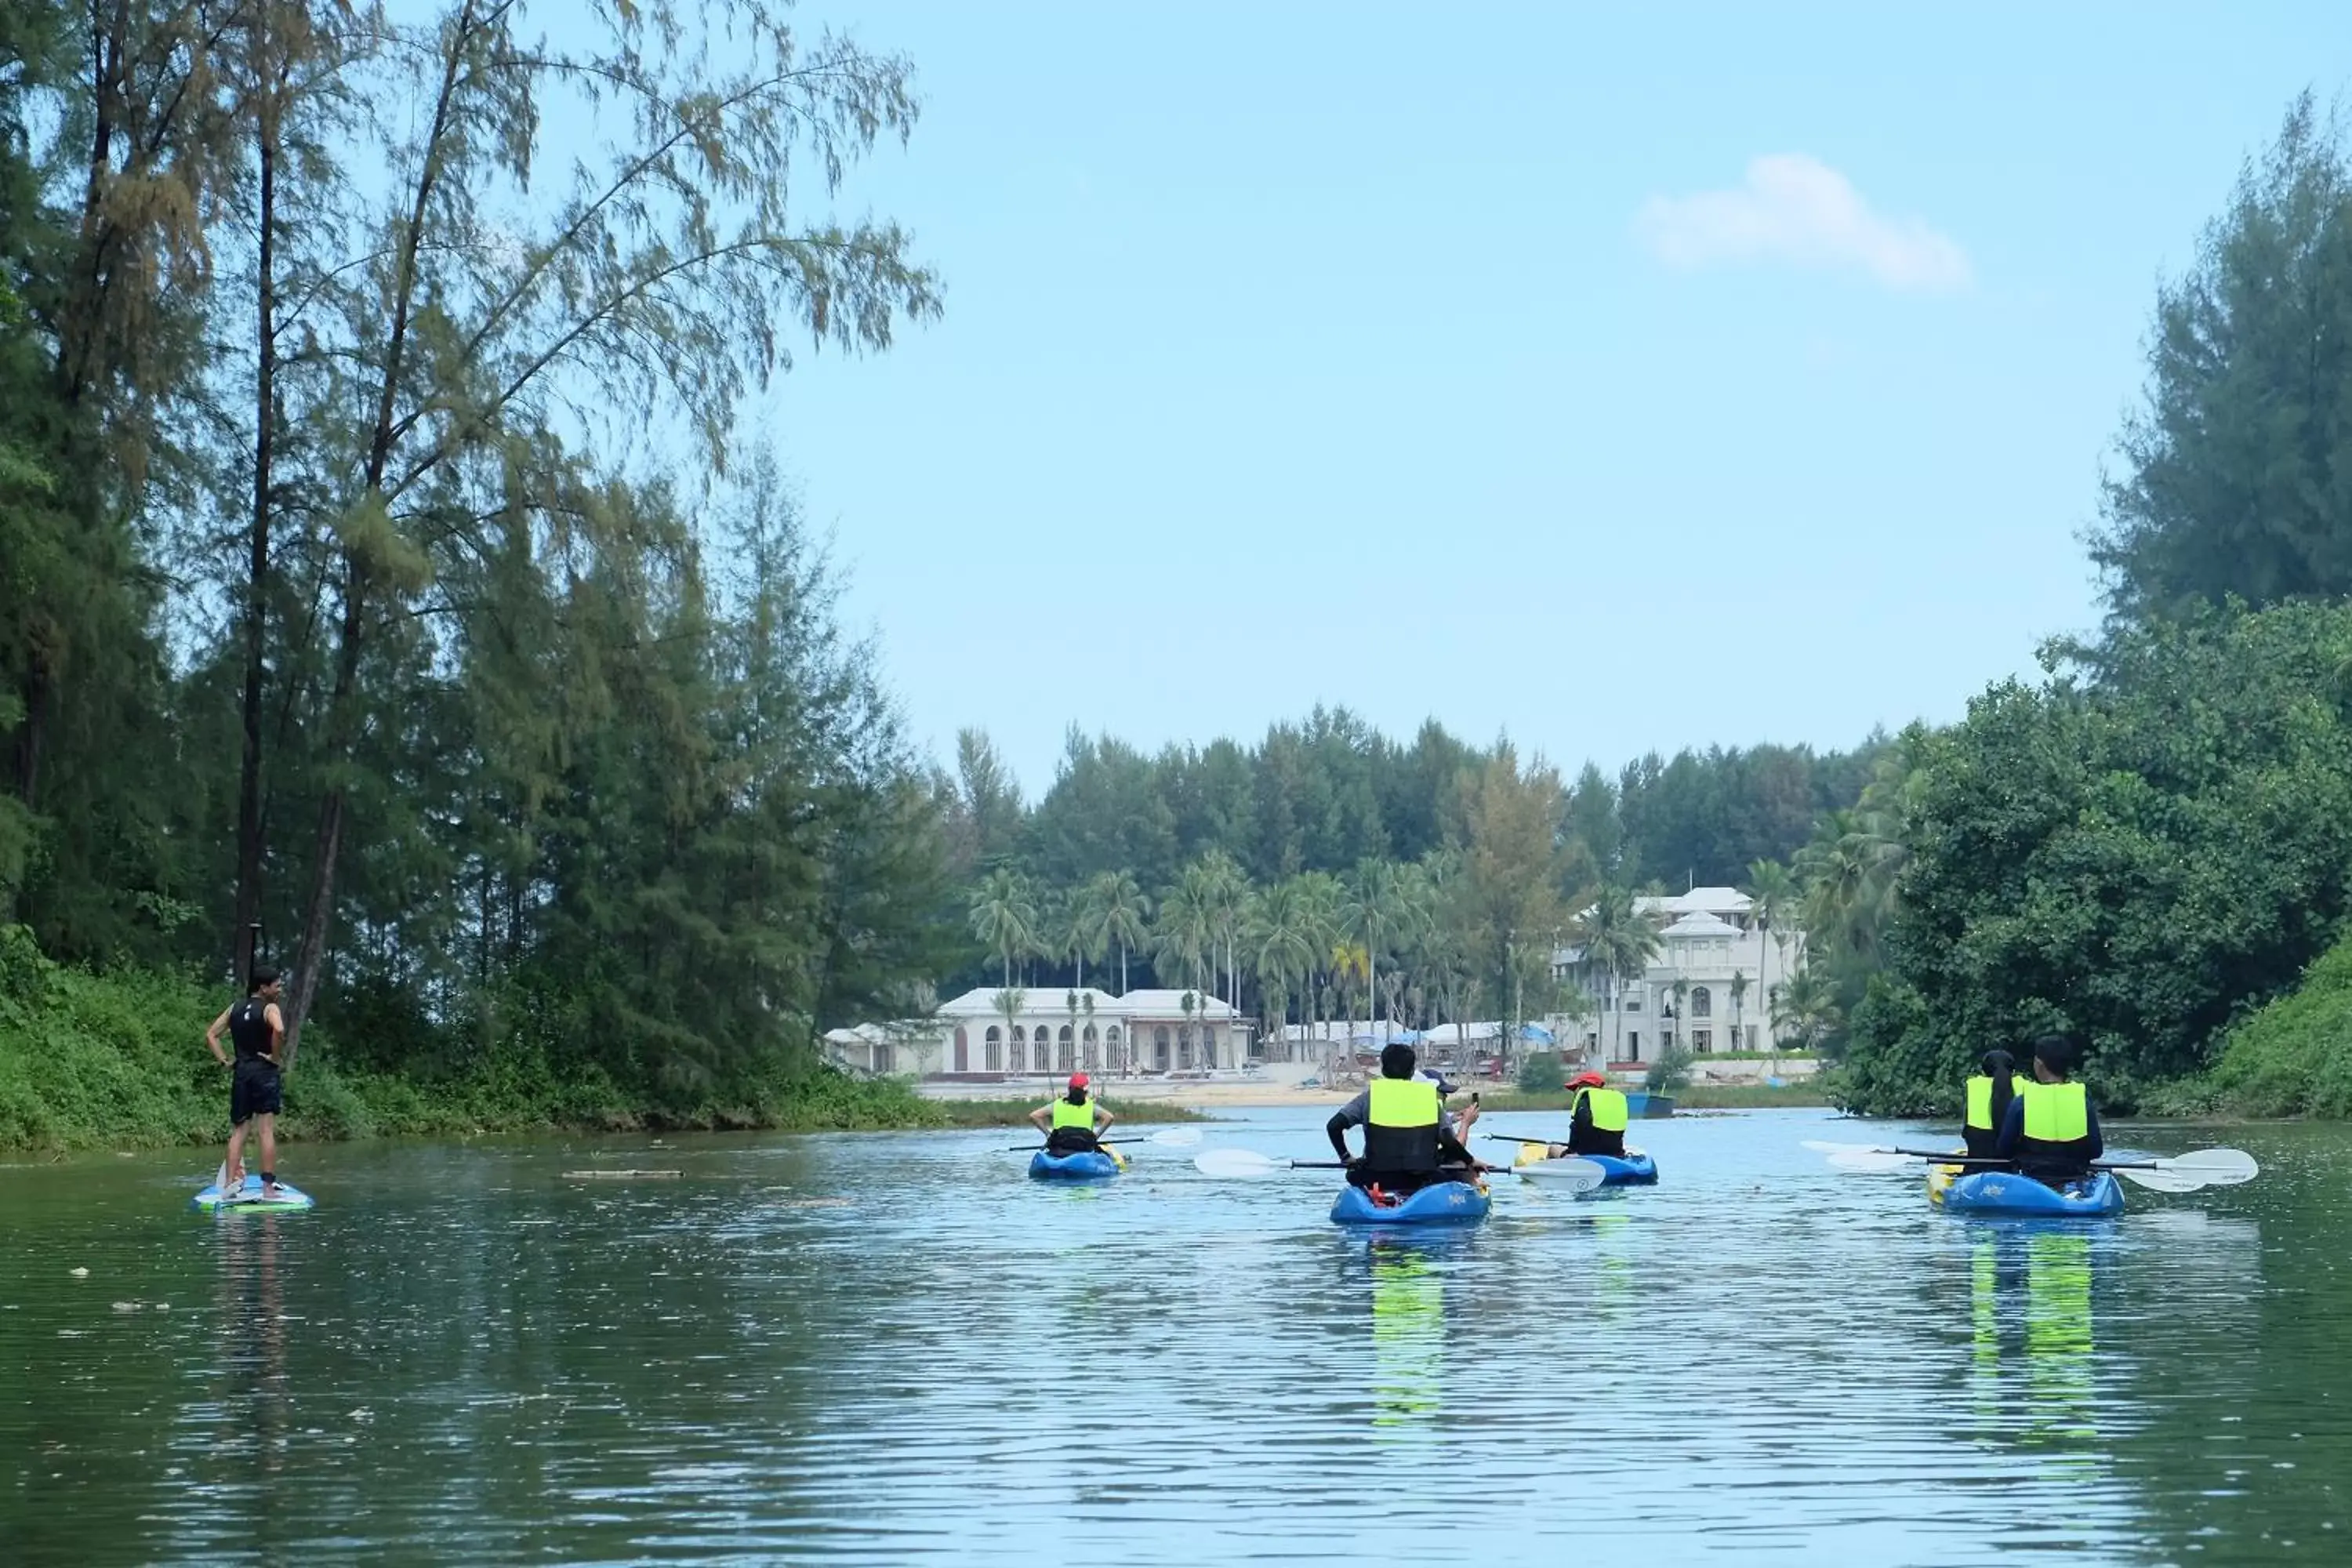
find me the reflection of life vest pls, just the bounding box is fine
[1364,1078,1441,1171]
[1573,1087,1630,1132]
[1370,1243,1443,1428]
[2024,1232,2097,1451]
[1051,1096,1094,1131]
[2016,1081,2093,1177]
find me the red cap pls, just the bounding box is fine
[1569,1070,1608,1089]
[1069,1073,1089,1090]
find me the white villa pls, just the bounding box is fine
[823,986,1253,1080]
[1552,886,1806,1062]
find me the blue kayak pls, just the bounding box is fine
[1583,1152,1658,1186]
[1329,1178,1491,1225]
[1029,1149,1120,1181]
[1937,1169,2123,1218]
[1513,1145,1658,1185]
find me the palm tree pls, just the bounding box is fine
[1744,858,1799,997]
[969,867,1038,989]
[1193,851,1250,1008]
[1667,975,1690,1052]
[1341,858,1425,1046]
[992,986,1025,1076]
[1179,989,1199,1069]
[1153,873,1216,1000]
[1729,968,1750,1052]
[1573,885,1662,1062]
[1061,880,1107,993]
[1080,990,1098,1071]
[1087,870,1151,996]
[1769,966,1842,1056]
[1246,880,1319,1058]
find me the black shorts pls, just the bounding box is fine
[230,1062,282,1125]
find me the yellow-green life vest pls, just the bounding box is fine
[1051,1096,1095,1131]
[2020,1080,2089,1142]
[1365,1077,1442,1171]
[1965,1075,1998,1132]
[1573,1087,1630,1133]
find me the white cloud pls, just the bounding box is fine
[1635,154,1972,293]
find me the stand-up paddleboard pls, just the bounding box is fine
[192,1167,315,1212]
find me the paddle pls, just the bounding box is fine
[1807,1141,2259,1192]
[1007,1127,1205,1152]
[1514,1158,1612,1190]
[1192,1148,1606,1194]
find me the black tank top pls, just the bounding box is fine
[228,998,277,1064]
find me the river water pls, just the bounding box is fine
[0,1107,2342,1566]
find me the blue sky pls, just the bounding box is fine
[757,2,2350,793]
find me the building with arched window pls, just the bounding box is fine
[822,986,1251,1080]
[1549,887,1808,1064]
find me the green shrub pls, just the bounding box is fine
[1646,1043,1696,1094]
[2212,930,2352,1116]
[1517,1053,1566,1094]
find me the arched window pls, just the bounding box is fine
[984,1025,1002,1073]
[1691,986,1711,1019]
[1153,1025,1171,1071]
[1083,1025,1099,1070]
[954,1025,970,1073]
[1058,1025,1075,1072]
[1106,1025,1124,1071]
[1200,1026,1217,1069]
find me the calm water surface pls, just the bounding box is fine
[0,1107,2344,1566]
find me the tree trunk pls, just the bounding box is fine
[232,53,281,978]
[282,0,474,1064]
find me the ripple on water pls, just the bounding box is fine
[0,1110,2342,1563]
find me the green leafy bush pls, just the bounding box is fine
[1517,1052,1566,1094]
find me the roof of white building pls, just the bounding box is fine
[1661,911,1744,938]
[932,985,1240,1020]
[1638,887,1753,917]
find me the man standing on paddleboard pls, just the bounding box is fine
[206,967,287,1200]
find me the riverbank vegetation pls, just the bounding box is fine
[1838,97,2352,1116]
[0,0,959,1145]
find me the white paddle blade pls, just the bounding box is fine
[2164,1147,2259,1185]
[1515,1158,1607,1194]
[215,1161,229,1192]
[1828,1149,1924,1174]
[1147,1127,1204,1147]
[1802,1139,1889,1157]
[2111,1164,2209,1193]
[1192,1149,1284,1178]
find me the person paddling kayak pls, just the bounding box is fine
[1961,1048,2020,1159]
[206,967,287,1200]
[1538,1070,1628,1160]
[1030,1073,1114,1153]
[1327,1043,1478,1195]
[1994,1034,2103,1188]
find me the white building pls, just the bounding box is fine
[1552,886,1806,1063]
[823,986,1253,1080]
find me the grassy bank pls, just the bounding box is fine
[0,932,1197,1153]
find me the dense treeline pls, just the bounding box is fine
[1843,96,2352,1115]
[0,0,956,1124]
[935,717,1882,1052]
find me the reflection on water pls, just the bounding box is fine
[0,1111,2342,1564]
[1366,1238,1444,1431]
